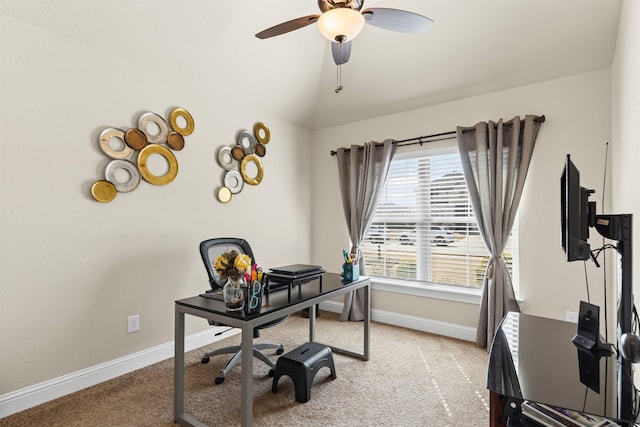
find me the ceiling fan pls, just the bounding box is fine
[255,0,433,91]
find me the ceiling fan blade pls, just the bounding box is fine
[255,15,320,39]
[362,8,434,34]
[332,41,352,65]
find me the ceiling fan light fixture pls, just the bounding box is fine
[317,8,365,42]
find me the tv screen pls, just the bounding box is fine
[561,155,592,261]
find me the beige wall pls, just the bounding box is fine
[0,15,312,394]
[611,0,640,358]
[311,70,612,328]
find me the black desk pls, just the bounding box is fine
[174,273,370,427]
[488,312,629,426]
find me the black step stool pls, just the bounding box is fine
[271,341,336,403]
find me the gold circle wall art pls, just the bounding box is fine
[169,108,195,136]
[137,144,179,186]
[90,107,195,203]
[215,122,270,203]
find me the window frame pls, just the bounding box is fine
[362,142,519,305]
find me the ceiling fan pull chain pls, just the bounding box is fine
[335,42,343,93]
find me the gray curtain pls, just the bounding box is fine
[456,115,543,348]
[336,140,396,321]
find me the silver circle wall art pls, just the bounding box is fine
[215,122,270,203]
[90,107,195,203]
[105,159,141,192]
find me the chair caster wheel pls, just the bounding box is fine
[276,348,284,355]
[268,369,275,377]
[215,376,225,385]
[201,357,210,364]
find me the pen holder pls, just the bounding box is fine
[243,281,263,315]
[342,263,359,282]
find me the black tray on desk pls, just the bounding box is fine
[264,267,324,301]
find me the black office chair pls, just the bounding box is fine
[199,237,286,384]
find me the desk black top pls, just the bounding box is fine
[489,312,622,421]
[176,272,368,321]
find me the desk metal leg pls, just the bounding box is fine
[363,284,370,361]
[240,323,254,427]
[174,307,185,423]
[310,284,370,361]
[309,304,316,342]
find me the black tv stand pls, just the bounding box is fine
[593,213,634,422]
[572,334,614,355]
[489,213,635,426]
[488,313,633,427]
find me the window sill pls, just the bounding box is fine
[370,277,482,305]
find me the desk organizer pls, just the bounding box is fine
[343,263,359,281]
[242,281,263,315]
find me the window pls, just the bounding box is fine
[362,146,518,292]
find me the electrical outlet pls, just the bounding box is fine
[128,314,140,333]
[565,311,578,323]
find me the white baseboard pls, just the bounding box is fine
[0,326,240,418]
[1,306,474,418]
[319,300,477,342]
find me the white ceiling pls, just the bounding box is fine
[1,0,621,130]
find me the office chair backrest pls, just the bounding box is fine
[199,238,255,289]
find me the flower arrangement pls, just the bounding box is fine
[213,250,252,283]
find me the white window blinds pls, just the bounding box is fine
[362,148,518,290]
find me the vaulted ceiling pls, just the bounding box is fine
[1,0,621,130]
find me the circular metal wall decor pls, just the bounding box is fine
[167,131,185,151]
[231,145,245,161]
[253,122,270,144]
[91,180,117,203]
[137,144,178,185]
[236,129,258,155]
[99,128,134,159]
[138,112,169,144]
[214,122,269,203]
[91,106,194,203]
[240,154,264,186]
[217,146,237,170]
[105,159,141,193]
[124,128,148,150]
[217,186,232,203]
[224,169,244,194]
[169,107,195,136]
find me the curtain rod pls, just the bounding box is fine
[330,115,545,156]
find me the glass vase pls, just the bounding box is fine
[223,277,245,311]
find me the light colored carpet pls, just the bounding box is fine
[1,312,489,426]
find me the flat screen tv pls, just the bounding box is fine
[561,154,593,261]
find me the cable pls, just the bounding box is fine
[602,142,609,346]
[589,241,617,350]
[583,260,591,303]
[602,142,608,211]
[591,244,618,259]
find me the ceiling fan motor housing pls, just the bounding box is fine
[318,0,364,13]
